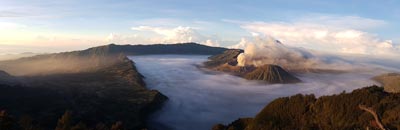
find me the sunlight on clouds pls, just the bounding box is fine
[131,26,196,43]
[125,26,220,46]
[0,32,104,54]
[105,33,142,43]
[238,15,399,57]
[0,22,25,30]
[203,39,219,47]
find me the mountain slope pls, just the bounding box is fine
[373,73,400,93]
[0,50,167,129]
[204,50,301,84]
[244,65,301,83]
[213,86,400,130]
[204,49,243,67]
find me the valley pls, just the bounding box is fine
[130,55,381,130]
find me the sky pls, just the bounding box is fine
[1,0,400,55]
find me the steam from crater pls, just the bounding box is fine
[236,36,323,70]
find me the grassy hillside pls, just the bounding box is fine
[213,86,400,130]
[373,73,400,93]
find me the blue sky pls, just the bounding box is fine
[1,0,400,55]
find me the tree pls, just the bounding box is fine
[19,115,40,130]
[111,121,124,130]
[71,122,88,130]
[55,110,73,130]
[0,110,19,130]
[94,123,108,130]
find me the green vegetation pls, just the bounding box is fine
[0,110,129,130]
[0,50,167,129]
[214,86,400,130]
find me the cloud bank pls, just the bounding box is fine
[106,26,220,46]
[130,55,385,130]
[238,15,400,57]
[236,36,319,69]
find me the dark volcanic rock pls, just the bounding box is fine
[204,49,243,67]
[244,65,301,83]
[373,73,400,93]
[203,50,301,84]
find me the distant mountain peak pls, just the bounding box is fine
[83,43,227,56]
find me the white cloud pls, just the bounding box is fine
[203,39,220,47]
[237,15,399,57]
[128,26,220,46]
[105,33,145,44]
[0,22,25,29]
[131,26,197,43]
[229,38,248,49]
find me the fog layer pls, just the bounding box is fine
[0,54,125,76]
[129,55,388,130]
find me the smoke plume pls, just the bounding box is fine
[236,36,324,70]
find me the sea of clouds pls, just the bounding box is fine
[129,54,398,130]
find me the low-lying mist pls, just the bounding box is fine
[129,55,395,130]
[0,54,126,76]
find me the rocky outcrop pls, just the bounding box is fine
[244,65,301,83]
[204,49,243,67]
[373,73,400,93]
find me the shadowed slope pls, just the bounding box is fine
[0,48,167,129]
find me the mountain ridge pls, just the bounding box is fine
[82,42,227,56]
